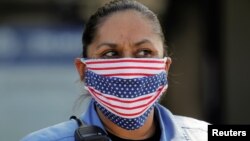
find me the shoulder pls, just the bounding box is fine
[156,104,209,130]
[174,115,210,140]
[174,115,210,131]
[156,104,210,140]
[21,120,78,141]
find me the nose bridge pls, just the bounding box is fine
[122,51,133,58]
[121,43,133,58]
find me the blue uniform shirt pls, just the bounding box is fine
[21,99,209,141]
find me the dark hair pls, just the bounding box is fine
[82,0,167,58]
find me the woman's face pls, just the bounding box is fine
[87,10,164,59]
[75,10,171,80]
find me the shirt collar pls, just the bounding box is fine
[81,99,106,131]
[155,103,189,141]
[81,99,189,141]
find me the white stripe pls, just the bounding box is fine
[110,75,146,79]
[95,92,156,108]
[104,103,154,118]
[86,62,165,69]
[82,57,167,64]
[89,69,164,75]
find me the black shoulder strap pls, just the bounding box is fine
[69,115,110,141]
[70,115,84,127]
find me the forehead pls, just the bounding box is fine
[94,10,159,42]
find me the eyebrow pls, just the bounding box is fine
[96,42,117,50]
[96,39,153,50]
[134,39,152,47]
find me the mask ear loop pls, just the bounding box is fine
[79,58,89,90]
[80,58,87,64]
[162,57,169,76]
[163,57,168,63]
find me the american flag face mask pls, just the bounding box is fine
[81,58,168,130]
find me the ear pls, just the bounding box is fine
[165,57,172,72]
[74,58,86,81]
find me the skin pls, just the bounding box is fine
[75,10,172,140]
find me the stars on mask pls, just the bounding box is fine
[85,70,167,98]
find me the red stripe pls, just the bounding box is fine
[87,66,165,70]
[103,73,154,77]
[88,87,153,103]
[91,89,150,110]
[88,86,164,117]
[86,59,164,64]
[109,105,149,117]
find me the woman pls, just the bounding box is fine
[22,0,208,141]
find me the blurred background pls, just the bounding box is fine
[0,0,249,140]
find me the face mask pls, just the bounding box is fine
[81,58,168,130]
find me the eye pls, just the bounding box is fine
[136,49,153,58]
[101,50,119,58]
